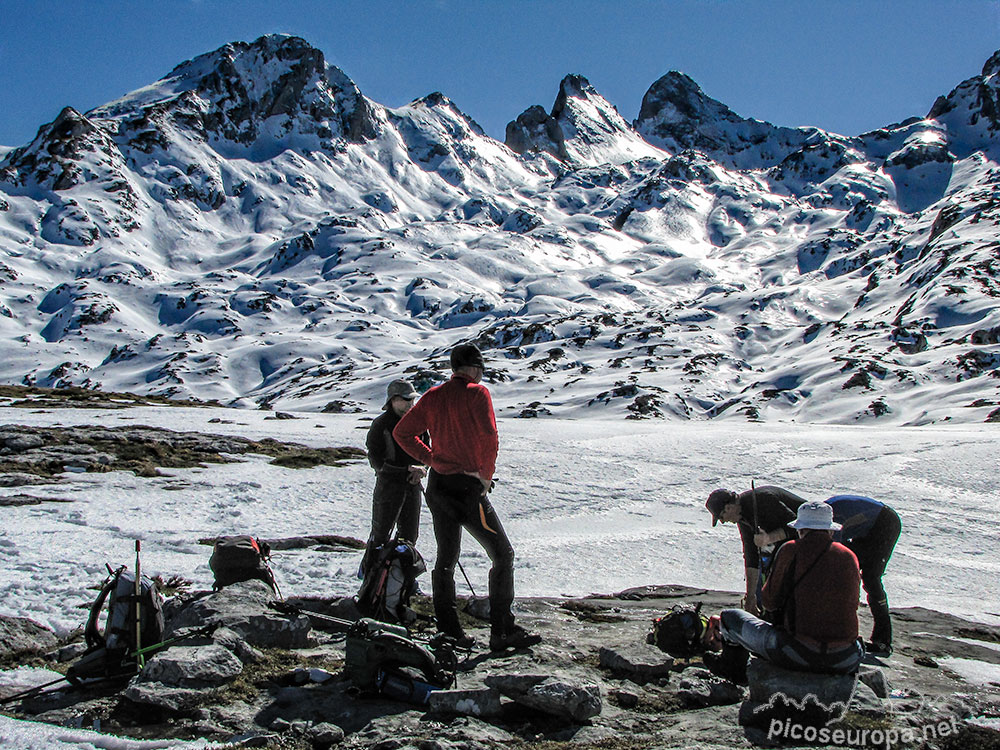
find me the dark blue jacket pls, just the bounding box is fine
[827,495,885,543]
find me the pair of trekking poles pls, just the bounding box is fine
[0,541,211,707]
[0,622,217,706]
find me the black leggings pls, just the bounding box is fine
[845,506,901,644]
[359,471,422,577]
[425,470,515,634]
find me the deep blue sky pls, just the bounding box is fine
[2,0,999,148]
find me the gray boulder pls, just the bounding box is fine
[740,658,857,729]
[165,580,312,649]
[122,682,209,713]
[176,625,262,665]
[849,679,890,716]
[139,644,243,688]
[598,642,674,683]
[0,616,58,659]
[308,722,346,746]
[675,667,745,708]
[485,674,602,722]
[858,664,890,698]
[608,687,640,708]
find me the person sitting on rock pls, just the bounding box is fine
[705,485,806,615]
[826,495,901,657]
[705,500,864,684]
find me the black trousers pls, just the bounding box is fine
[425,469,515,636]
[845,506,901,645]
[360,470,422,576]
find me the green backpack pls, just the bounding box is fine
[344,618,455,705]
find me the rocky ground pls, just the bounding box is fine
[1,581,999,750]
[0,420,364,483]
[1,402,998,747]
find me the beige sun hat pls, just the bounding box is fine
[791,500,842,531]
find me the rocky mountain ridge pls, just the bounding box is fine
[1,34,998,424]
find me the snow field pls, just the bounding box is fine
[1,405,997,637]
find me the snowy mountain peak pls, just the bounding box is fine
[552,73,601,111]
[1,38,999,425]
[926,47,1000,158]
[505,73,663,167]
[90,34,378,152]
[635,70,820,170]
[982,49,1000,78]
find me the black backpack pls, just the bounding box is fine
[356,539,426,624]
[647,602,706,656]
[68,565,165,685]
[209,536,277,592]
[344,618,455,705]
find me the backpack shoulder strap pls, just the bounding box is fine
[84,569,121,650]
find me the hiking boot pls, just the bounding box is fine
[436,627,475,650]
[490,624,541,652]
[448,632,476,650]
[702,644,748,685]
[864,640,892,657]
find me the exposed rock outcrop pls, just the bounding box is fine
[2,586,998,748]
[635,71,820,169]
[0,423,364,480]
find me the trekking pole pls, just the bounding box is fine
[267,600,355,630]
[0,676,70,705]
[134,540,144,669]
[747,479,761,613]
[457,560,478,599]
[132,624,219,658]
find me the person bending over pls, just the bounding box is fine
[706,485,806,615]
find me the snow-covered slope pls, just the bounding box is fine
[1,34,998,424]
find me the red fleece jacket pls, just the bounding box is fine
[392,373,499,481]
[762,532,860,645]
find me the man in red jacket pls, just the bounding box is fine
[393,343,540,652]
[706,500,864,683]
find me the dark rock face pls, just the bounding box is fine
[635,71,817,169]
[505,104,567,160]
[0,616,59,662]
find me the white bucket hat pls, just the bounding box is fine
[791,500,842,531]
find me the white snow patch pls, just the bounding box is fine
[937,658,1000,688]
